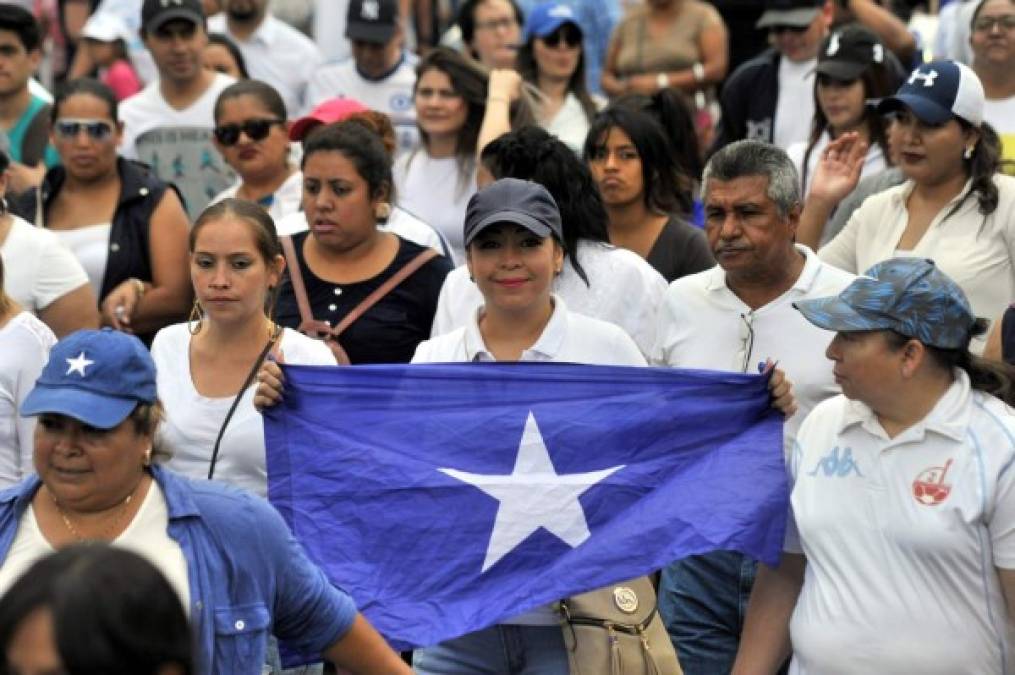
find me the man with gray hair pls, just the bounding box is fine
[652,139,855,675]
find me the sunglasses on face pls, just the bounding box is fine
[542,25,582,48]
[54,118,114,141]
[213,118,285,146]
[769,24,809,35]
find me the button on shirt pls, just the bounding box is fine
[819,175,1015,352]
[0,467,357,675]
[784,371,1015,674]
[653,244,855,444]
[208,14,324,116]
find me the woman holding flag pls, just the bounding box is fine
[256,177,796,672]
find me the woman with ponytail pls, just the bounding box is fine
[734,256,1015,675]
[803,60,1015,353]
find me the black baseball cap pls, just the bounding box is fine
[463,178,563,247]
[756,0,823,29]
[816,25,884,81]
[141,0,204,33]
[346,0,399,44]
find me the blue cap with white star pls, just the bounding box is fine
[21,329,157,429]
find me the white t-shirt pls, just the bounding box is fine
[432,240,667,356]
[773,56,816,151]
[0,480,190,612]
[151,324,336,497]
[0,312,54,489]
[1,216,90,313]
[653,244,854,445]
[784,371,1015,674]
[984,96,1015,169]
[52,223,112,300]
[394,151,477,263]
[819,176,1015,352]
[542,93,597,155]
[274,205,453,261]
[207,14,324,117]
[304,55,419,156]
[313,0,351,63]
[415,294,645,625]
[118,73,237,218]
[210,170,304,223]
[787,131,887,199]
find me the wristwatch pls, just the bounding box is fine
[656,72,669,90]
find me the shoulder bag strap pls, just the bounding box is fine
[331,248,438,338]
[279,235,315,327]
[207,327,281,480]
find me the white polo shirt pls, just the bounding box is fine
[432,240,667,357]
[210,170,304,222]
[414,294,646,367]
[784,371,1015,674]
[304,55,419,156]
[819,175,1015,351]
[207,13,324,116]
[653,244,854,443]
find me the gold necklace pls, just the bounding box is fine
[49,481,142,542]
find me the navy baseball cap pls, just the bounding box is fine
[524,2,580,40]
[816,25,885,81]
[756,0,823,29]
[346,0,399,44]
[877,60,984,127]
[141,0,204,33]
[794,258,976,349]
[463,178,563,247]
[21,329,157,429]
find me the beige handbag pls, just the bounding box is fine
[558,576,683,675]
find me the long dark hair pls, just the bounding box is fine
[955,119,1004,217]
[886,321,1015,405]
[584,105,694,215]
[481,126,610,286]
[516,26,597,126]
[614,89,703,182]
[801,64,897,193]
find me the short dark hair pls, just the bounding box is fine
[192,197,282,264]
[0,544,193,675]
[52,78,119,124]
[702,139,801,218]
[207,32,250,79]
[456,0,523,49]
[214,79,287,123]
[0,4,41,52]
[584,105,694,215]
[302,122,393,202]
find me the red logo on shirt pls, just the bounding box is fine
[912,459,953,506]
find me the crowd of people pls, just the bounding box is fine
[0,0,1014,672]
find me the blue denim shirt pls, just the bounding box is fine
[0,466,357,674]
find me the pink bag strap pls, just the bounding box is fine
[279,235,315,327]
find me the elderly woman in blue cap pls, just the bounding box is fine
[732,257,1015,675]
[0,328,411,675]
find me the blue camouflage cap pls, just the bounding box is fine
[793,258,976,349]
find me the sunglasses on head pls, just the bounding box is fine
[769,24,809,35]
[54,118,114,141]
[213,118,285,146]
[542,24,582,48]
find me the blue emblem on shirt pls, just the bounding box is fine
[807,446,863,478]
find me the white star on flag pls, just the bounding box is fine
[65,352,95,377]
[439,411,625,573]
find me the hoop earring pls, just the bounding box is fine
[188,299,204,335]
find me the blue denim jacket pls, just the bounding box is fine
[0,466,357,674]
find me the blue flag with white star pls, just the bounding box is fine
[263,362,786,651]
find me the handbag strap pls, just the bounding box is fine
[331,248,438,338]
[207,326,281,480]
[279,235,315,327]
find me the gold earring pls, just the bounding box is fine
[964,146,975,160]
[188,299,204,335]
[375,202,392,220]
[143,446,153,467]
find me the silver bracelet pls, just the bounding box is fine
[692,62,705,83]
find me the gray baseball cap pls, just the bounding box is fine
[463,178,563,247]
[756,0,823,29]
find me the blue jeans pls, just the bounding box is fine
[658,551,757,675]
[414,625,570,675]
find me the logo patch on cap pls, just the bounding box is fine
[908,69,939,88]
[826,32,840,56]
[361,0,379,20]
[548,5,573,18]
[65,352,95,377]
